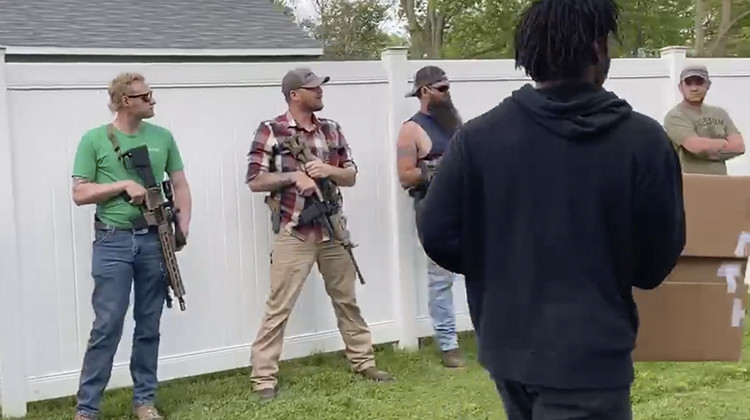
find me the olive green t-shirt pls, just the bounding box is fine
[71,122,184,227]
[663,102,740,175]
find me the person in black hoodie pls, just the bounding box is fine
[415,0,686,418]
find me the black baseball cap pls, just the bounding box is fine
[405,66,448,97]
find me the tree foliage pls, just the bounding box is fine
[440,0,750,58]
[275,0,750,60]
[611,0,694,57]
[301,0,396,60]
[440,0,526,59]
[695,0,750,56]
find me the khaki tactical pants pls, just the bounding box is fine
[250,230,376,390]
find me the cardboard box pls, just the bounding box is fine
[632,174,750,362]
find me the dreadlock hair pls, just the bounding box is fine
[514,0,620,83]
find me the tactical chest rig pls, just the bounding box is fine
[104,124,188,310]
[265,132,366,285]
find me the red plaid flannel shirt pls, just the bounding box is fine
[246,112,357,242]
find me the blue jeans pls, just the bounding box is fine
[426,257,460,351]
[76,226,167,418]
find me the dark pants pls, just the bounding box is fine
[76,226,167,418]
[495,379,633,420]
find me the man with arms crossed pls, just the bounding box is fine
[397,65,466,368]
[415,0,685,419]
[246,68,392,402]
[71,72,192,420]
[664,65,745,174]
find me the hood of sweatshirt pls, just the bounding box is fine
[510,81,633,140]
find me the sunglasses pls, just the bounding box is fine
[427,84,450,93]
[127,91,153,102]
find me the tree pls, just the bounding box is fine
[614,0,694,57]
[694,0,750,56]
[440,0,527,59]
[301,0,393,60]
[270,0,296,18]
[398,0,479,58]
[276,0,750,60]
[440,0,698,59]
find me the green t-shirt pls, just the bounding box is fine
[71,122,184,227]
[663,102,740,175]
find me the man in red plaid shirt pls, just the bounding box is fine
[245,68,393,402]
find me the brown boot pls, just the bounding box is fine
[133,404,164,420]
[256,387,276,403]
[442,348,467,368]
[357,367,394,382]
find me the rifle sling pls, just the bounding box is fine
[106,123,125,161]
[102,123,154,229]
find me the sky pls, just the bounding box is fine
[292,0,317,19]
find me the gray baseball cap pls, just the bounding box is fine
[680,65,709,81]
[281,68,330,97]
[405,66,448,97]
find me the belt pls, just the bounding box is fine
[94,221,157,233]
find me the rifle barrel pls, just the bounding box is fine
[347,247,365,285]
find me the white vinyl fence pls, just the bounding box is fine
[2,46,750,417]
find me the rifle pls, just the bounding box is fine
[279,133,366,285]
[419,158,441,183]
[107,125,188,311]
[407,158,442,205]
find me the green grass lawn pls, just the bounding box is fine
[11,326,750,419]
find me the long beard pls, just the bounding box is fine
[428,97,462,134]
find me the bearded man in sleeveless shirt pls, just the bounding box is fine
[396,66,467,368]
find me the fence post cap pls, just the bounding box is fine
[660,46,690,54]
[382,46,409,57]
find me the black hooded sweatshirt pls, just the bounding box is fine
[416,81,686,389]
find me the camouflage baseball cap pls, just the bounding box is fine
[680,64,709,81]
[281,68,330,97]
[405,66,448,97]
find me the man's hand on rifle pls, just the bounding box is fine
[305,160,334,179]
[122,180,147,205]
[293,171,319,197]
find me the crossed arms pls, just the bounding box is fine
[664,110,744,161]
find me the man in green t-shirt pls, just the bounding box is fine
[663,65,745,175]
[70,72,192,420]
